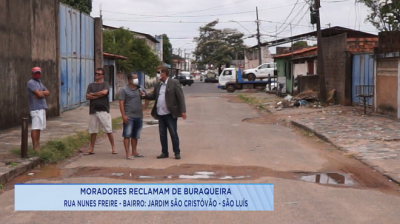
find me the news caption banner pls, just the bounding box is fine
[15,184,273,211]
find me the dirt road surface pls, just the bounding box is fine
[1,80,400,224]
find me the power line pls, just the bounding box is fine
[275,0,301,34]
[102,3,303,20]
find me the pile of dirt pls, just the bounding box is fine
[294,89,320,100]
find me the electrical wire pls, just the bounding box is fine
[102,3,303,20]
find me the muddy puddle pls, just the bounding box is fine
[4,163,364,191]
[298,172,354,186]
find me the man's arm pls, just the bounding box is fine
[91,89,108,97]
[142,100,150,110]
[42,89,50,96]
[33,90,45,98]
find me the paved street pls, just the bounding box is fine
[1,80,400,224]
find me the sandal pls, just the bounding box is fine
[83,152,95,155]
[112,151,118,154]
[134,154,144,158]
[126,156,135,160]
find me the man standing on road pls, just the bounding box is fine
[143,65,186,160]
[119,73,149,160]
[27,67,50,151]
[84,68,117,155]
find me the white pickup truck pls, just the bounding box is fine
[242,62,277,81]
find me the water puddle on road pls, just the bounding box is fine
[298,173,354,186]
[3,164,365,191]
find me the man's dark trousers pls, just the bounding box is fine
[158,114,180,156]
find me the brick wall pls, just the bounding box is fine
[378,31,400,54]
[276,46,305,55]
[322,33,352,105]
[347,37,379,53]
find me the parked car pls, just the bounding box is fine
[242,63,277,81]
[173,75,194,86]
[205,72,218,83]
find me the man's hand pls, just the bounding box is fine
[122,115,129,124]
[140,92,146,97]
[181,113,187,120]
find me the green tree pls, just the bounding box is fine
[193,20,245,73]
[292,41,308,47]
[60,0,92,14]
[162,34,173,65]
[103,28,160,77]
[357,0,400,31]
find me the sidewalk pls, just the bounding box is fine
[242,92,400,184]
[0,100,155,185]
[290,107,400,183]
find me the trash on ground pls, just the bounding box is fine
[284,95,293,101]
[294,89,319,100]
[112,173,124,177]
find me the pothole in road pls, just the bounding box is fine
[5,164,361,189]
[297,172,354,186]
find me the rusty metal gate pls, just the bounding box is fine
[59,4,94,112]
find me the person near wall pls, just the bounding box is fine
[27,67,50,151]
[119,73,149,160]
[84,68,117,155]
[142,65,186,160]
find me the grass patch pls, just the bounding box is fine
[300,129,315,137]
[238,94,272,113]
[12,117,122,164]
[0,184,3,190]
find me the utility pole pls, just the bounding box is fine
[314,0,327,102]
[256,7,262,65]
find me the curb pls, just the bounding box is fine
[290,120,400,185]
[0,157,41,185]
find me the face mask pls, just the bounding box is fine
[156,73,161,79]
[32,73,41,79]
[132,78,139,85]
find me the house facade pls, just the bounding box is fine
[373,31,400,119]
[244,46,274,69]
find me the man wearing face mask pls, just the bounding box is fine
[27,67,50,150]
[119,73,149,160]
[142,65,186,160]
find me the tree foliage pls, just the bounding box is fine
[292,41,309,47]
[60,0,92,14]
[357,0,400,31]
[193,20,245,69]
[103,28,160,77]
[162,34,173,65]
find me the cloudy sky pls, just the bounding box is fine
[90,0,378,55]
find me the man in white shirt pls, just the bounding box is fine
[143,66,186,159]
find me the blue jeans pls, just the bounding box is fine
[158,114,180,155]
[122,117,143,139]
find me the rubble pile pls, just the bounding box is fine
[273,88,336,111]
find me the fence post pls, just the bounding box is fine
[21,117,28,158]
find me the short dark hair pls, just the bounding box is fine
[157,65,169,76]
[127,73,137,80]
[96,68,104,74]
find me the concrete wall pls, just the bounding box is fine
[298,74,319,93]
[0,0,59,130]
[94,17,103,70]
[322,33,352,106]
[245,46,273,69]
[376,58,398,117]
